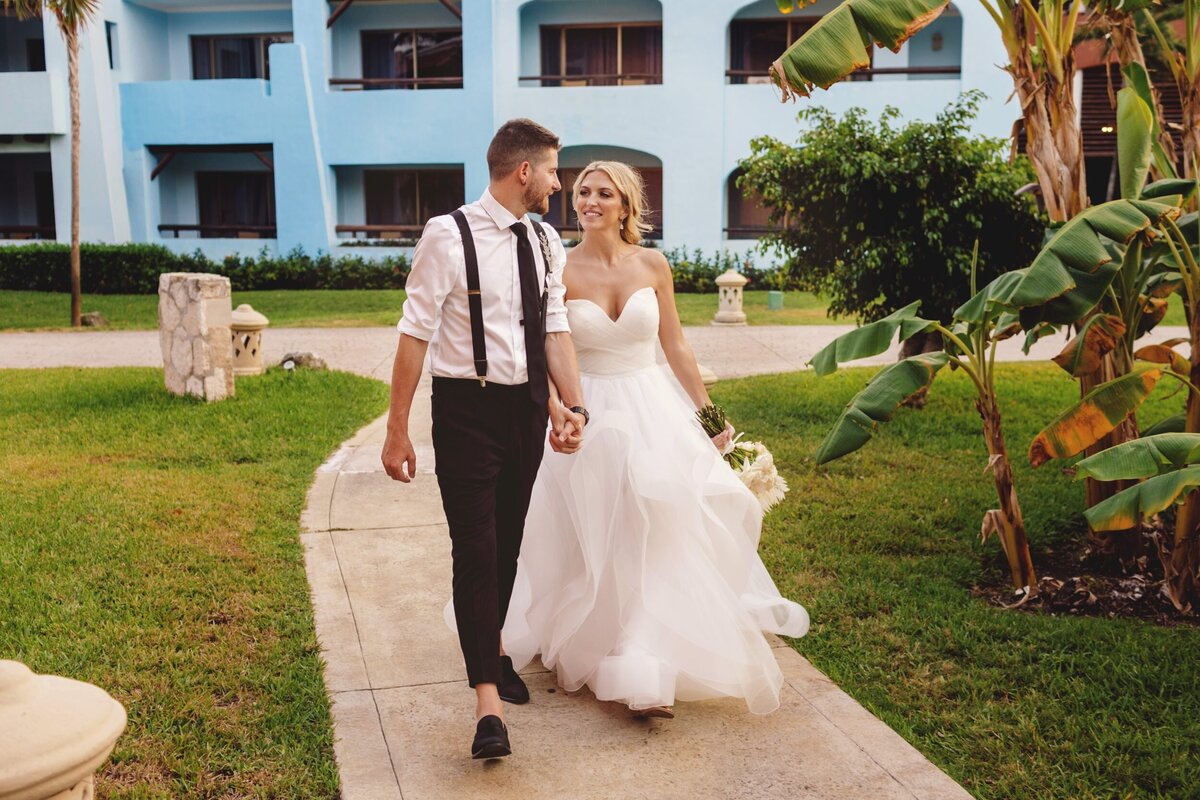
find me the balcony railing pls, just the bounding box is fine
[336,224,425,239]
[159,223,276,239]
[519,73,662,88]
[726,66,961,83]
[724,225,775,240]
[0,225,55,240]
[329,77,463,90]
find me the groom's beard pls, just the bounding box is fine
[523,185,551,216]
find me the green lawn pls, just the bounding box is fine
[713,363,1198,800]
[0,367,388,798]
[0,289,846,331]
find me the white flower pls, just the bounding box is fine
[733,442,789,512]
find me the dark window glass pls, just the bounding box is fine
[34,171,55,230]
[726,169,774,239]
[191,35,291,80]
[539,25,662,86]
[361,29,462,89]
[25,39,45,71]
[196,171,275,238]
[364,169,464,234]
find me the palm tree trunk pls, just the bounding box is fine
[978,395,1038,593]
[67,24,81,328]
[1182,83,1200,180]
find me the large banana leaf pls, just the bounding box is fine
[769,0,950,100]
[1074,433,1200,482]
[1117,87,1153,201]
[815,351,949,464]
[1144,413,1187,436]
[1015,198,1181,328]
[1051,314,1126,377]
[1123,62,1178,181]
[1029,363,1165,467]
[1085,467,1200,532]
[808,301,935,376]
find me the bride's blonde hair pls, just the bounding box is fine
[571,161,654,245]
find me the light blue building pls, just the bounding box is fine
[0,0,1012,261]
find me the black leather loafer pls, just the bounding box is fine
[471,714,511,759]
[498,655,530,705]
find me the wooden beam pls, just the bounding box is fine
[149,151,175,181]
[252,151,275,172]
[437,0,462,20]
[326,0,356,28]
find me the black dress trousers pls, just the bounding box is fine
[431,377,549,687]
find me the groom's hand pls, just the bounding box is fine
[549,403,584,454]
[382,430,418,483]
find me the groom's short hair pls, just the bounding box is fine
[487,119,560,179]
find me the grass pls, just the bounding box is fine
[0,289,846,331]
[712,362,1199,800]
[0,367,389,798]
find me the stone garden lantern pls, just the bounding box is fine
[0,660,127,800]
[230,304,270,377]
[712,269,749,326]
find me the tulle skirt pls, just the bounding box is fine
[502,363,810,714]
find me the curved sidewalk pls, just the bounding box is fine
[285,326,977,800]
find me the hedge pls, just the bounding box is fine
[0,242,786,294]
[0,244,409,294]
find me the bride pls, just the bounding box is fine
[501,160,810,717]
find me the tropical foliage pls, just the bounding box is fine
[738,93,1044,324]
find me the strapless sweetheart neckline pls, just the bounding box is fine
[566,285,656,325]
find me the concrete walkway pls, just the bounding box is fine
[7,322,1184,799]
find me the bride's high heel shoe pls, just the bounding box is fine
[633,705,674,719]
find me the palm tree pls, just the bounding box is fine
[5,0,100,327]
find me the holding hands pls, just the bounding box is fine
[549,402,586,454]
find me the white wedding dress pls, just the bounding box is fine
[501,285,810,715]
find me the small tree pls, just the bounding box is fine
[739,92,1045,329]
[6,0,100,328]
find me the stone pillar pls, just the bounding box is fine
[712,269,749,326]
[0,660,127,800]
[158,273,235,402]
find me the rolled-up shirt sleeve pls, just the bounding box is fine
[543,225,570,335]
[398,217,459,340]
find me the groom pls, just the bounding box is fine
[381,118,587,759]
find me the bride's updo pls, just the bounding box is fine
[571,161,654,245]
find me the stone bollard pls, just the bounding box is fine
[158,273,235,402]
[712,269,749,326]
[0,660,128,800]
[230,304,270,377]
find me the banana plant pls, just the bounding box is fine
[769,0,1088,221]
[1074,433,1200,611]
[809,245,1057,595]
[1028,204,1200,608]
[1141,0,1200,180]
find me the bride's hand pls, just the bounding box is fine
[549,402,583,455]
[710,422,735,455]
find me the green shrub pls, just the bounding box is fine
[739,91,1046,323]
[662,247,794,293]
[0,244,409,294]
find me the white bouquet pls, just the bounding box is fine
[695,404,789,513]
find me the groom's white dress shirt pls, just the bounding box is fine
[398,189,570,384]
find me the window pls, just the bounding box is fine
[729,19,870,84]
[538,23,662,87]
[364,169,464,235]
[726,169,777,239]
[361,29,463,90]
[191,34,292,80]
[544,167,663,239]
[196,172,276,238]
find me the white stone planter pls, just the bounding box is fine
[0,661,127,800]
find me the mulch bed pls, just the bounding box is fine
[973,523,1200,627]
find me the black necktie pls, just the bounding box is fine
[510,222,549,407]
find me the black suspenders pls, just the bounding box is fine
[450,208,553,387]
